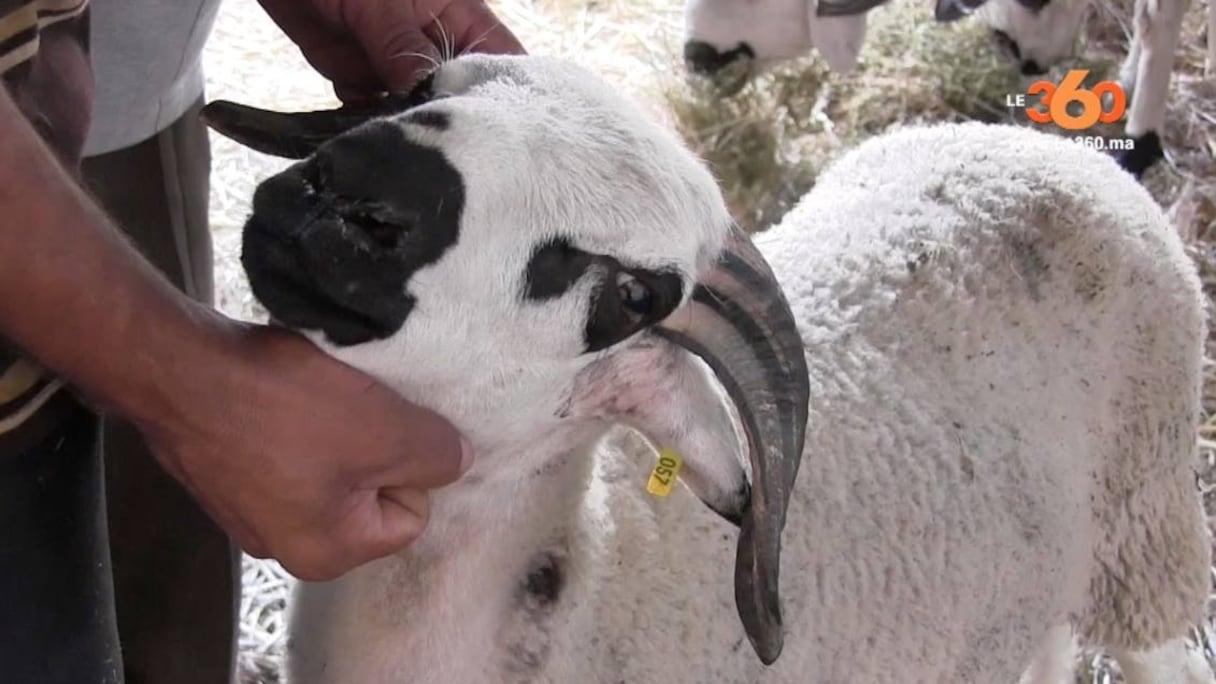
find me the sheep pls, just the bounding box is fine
[935,0,1193,178]
[685,0,1194,179]
[679,0,1023,84]
[200,54,1214,683]
[682,0,874,88]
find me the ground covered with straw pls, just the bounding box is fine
[202,0,1215,681]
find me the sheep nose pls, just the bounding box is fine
[684,40,725,75]
[1020,59,1047,76]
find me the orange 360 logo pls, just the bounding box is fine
[1007,69,1127,131]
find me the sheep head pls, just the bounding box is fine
[201,54,809,665]
[683,0,878,91]
[682,0,809,88]
[934,0,1087,75]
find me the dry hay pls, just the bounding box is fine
[201,0,1216,682]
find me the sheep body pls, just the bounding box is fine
[282,120,1211,684]
[751,121,1212,680]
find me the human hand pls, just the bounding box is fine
[137,318,472,581]
[257,0,525,102]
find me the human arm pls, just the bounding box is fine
[0,87,470,581]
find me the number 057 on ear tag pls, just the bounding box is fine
[646,448,683,498]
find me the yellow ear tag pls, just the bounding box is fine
[646,448,684,498]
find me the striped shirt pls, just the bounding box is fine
[0,0,88,74]
[0,0,90,439]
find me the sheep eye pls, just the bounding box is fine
[617,272,653,317]
[579,267,682,353]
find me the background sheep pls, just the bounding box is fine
[682,0,1210,178]
[682,0,873,86]
[680,0,1020,83]
[206,51,1212,683]
[937,0,1199,177]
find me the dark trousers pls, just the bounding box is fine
[0,396,122,684]
[80,97,240,684]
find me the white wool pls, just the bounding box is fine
[271,56,1211,684]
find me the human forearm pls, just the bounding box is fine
[0,86,229,428]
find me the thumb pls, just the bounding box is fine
[348,3,444,92]
[370,395,475,490]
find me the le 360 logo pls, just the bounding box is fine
[1005,69,1127,131]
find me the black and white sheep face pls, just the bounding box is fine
[683,0,812,84]
[237,56,729,379]
[203,54,810,666]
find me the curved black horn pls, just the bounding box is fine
[654,226,810,665]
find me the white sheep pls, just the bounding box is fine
[935,0,1193,177]
[201,54,1214,683]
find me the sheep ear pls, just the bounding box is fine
[567,339,751,524]
[933,0,989,21]
[596,344,753,525]
[199,94,419,159]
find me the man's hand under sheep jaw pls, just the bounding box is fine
[257,0,526,102]
[0,87,473,583]
[134,320,476,581]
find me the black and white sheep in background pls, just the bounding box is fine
[941,0,1193,177]
[202,54,1213,683]
[682,0,876,92]
[683,0,1203,178]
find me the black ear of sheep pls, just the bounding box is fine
[200,85,431,159]
[200,95,400,159]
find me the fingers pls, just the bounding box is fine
[372,25,445,93]
[276,488,431,581]
[374,398,475,490]
[257,0,384,94]
[352,1,526,92]
[364,487,431,558]
[428,3,527,58]
[264,0,527,98]
[346,1,448,92]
